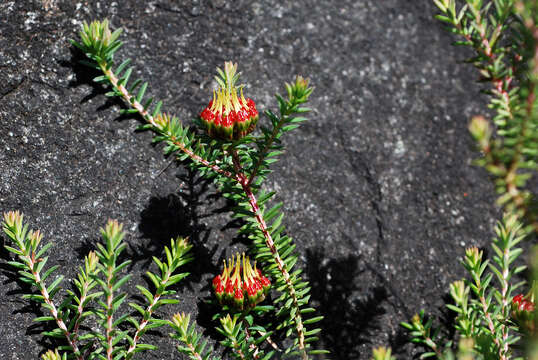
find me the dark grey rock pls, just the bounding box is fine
[0,0,501,359]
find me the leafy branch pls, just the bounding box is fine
[247,78,313,186]
[71,19,327,359]
[2,211,193,360]
[125,237,193,358]
[402,214,527,359]
[169,312,218,360]
[71,20,233,181]
[2,211,84,359]
[434,0,538,231]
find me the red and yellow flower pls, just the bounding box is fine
[200,62,258,141]
[212,252,270,311]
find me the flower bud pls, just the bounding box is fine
[41,350,62,360]
[468,115,491,152]
[233,286,244,309]
[200,62,258,141]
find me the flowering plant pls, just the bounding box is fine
[1,18,326,360]
[378,1,538,359]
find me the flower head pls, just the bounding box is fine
[200,62,258,141]
[511,292,536,335]
[213,252,270,311]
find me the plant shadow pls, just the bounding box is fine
[305,248,390,359]
[135,166,236,289]
[59,46,138,118]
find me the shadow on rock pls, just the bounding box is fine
[59,46,133,117]
[306,248,388,359]
[136,167,223,287]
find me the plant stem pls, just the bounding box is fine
[28,253,83,360]
[231,149,308,360]
[185,345,204,360]
[98,63,233,180]
[476,283,505,360]
[499,248,511,359]
[425,336,442,359]
[241,319,261,359]
[126,271,172,358]
[72,278,90,341]
[106,264,115,360]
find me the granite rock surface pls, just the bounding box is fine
[0,1,501,359]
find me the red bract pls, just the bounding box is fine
[200,62,258,141]
[513,294,524,304]
[512,293,535,311]
[511,293,536,335]
[212,253,270,311]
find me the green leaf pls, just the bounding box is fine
[115,59,131,76]
[112,293,128,311]
[167,272,189,286]
[129,302,146,316]
[93,75,108,83]
[4,246,23,256]
[136,82,148,103]
[112,274,131,292]
[36,242,53,259]
[152,101,163,118]
[282,124,300,132]
[134,343,157,351]
[42,328,65,338]
[46,275,64,295]
[22,294,45,303]
[308,349,330,355]
[303,316,323,325]
[146,271,161,289]
[33,316,55,322]
[136,285,154,304]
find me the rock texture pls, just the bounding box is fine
[0,1,501,359]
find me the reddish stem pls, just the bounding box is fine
[28,255,83,360]
[125,271,172,358]
[106,266,114,360]
[100,64,233,180]
[231,149,308,360]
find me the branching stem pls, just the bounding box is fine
[72,278,91,341]
[27,253,83,360]
[98,63,234,180]
[105,264,115,360]
[126,269,172,357]
[231,149,308,360]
